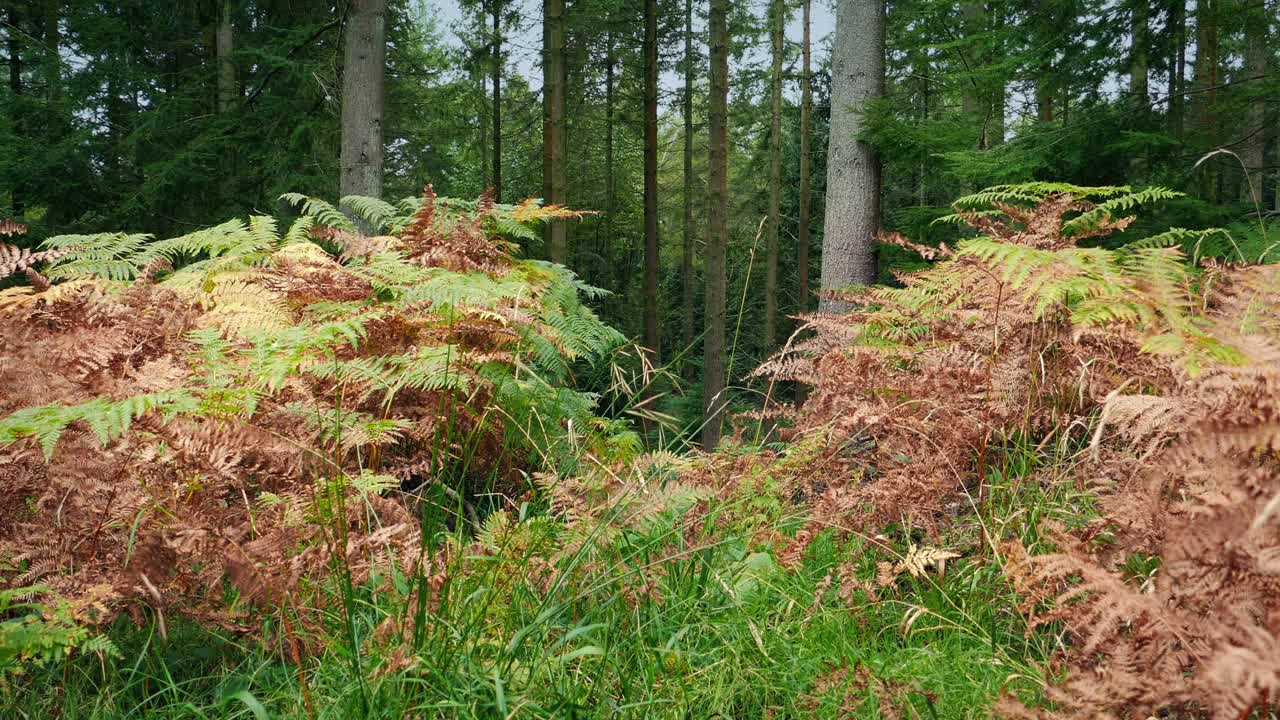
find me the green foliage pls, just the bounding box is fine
[0,587,119,676]
[0,391,196,460]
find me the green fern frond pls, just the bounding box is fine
[281,193,355,232]
[1062,187,1181,235]
[344,251,431,296]
[0,390,195,459]
[340,195,399,234]
[41,232,151,281]
[283,215,316,246]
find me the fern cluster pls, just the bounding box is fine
[748,184,1280,716]
[0,188,628,626]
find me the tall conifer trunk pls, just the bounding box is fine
[765,0,784,351]
[43,0,58,104]
[797,0,812,315]
[491,0,503,201]
[7,2,23,219]
[542,0,567,264]
[1192,0,1219,201]
[703,0,730,450]
[216,0,235,114]
[1240,2,1266,202]
[1169,0,1186,139]
[339,0,387,214]
[818,0,885,310]
[681,0,696,374]
[1128,0,1147,114]
[642,0,660,359]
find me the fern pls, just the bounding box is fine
[280,193,355,232]
[40,232,151,281]
[0,390,195,458]
[340,195,399,233]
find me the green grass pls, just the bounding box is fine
[2,435,1079,720]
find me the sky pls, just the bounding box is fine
[420,0,837,103]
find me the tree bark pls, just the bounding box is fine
[642,0,660,359]
[216,0,235,114]
[7,2,23,219]
[1128,0,1148,177]
[681,0,696,375]
[797,0,812,315]
[1192,0,1219,201]
[1168,0,1186,139]
[987,5,1004,146]
[703,0,730,450]
[605,28,616,230]
[42,0,58,103]
[818,0,885,310]
[1036,63,1054,123]
[491,0,503,202]
[1240,1,1266,203]
[765,0,784,350]
[542,0,567,263]
[339,0,387,211]
[960,2,985,147]
[1128,0,1147,114]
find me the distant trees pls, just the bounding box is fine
[3,0,1277,452]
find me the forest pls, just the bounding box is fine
[1,0,1279,717]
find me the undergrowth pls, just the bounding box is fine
[2,182,1278,719]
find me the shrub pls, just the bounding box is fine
[0,187,629,625]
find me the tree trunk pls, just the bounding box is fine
[542,0,567,263]
[1192,0,1218,202]
[681,0,696,375]
[605,28,616,229]
[765,0,784,350]
[703,0,730,450]
[477,57,489,190]
[795,0,814,405]
[818,0,885,310]
[1128,0,1148,177]
[339,0,386,212]
[987,5,1004,146]
[1168,0,1186,139]
[42,0,58,103]
[216,0,235,114]
[1036,63,1055,123]
[491,0,503,202]
[605,25,619,307]
[642,0,660,360]
[960,2,985,147]
[797,0,812,315]
[7,2,23,219]
[1240,2,1266,203]
[1128,0,1147,114]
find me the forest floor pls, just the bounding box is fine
[5,438,1070,719]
